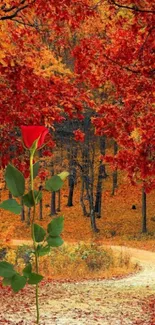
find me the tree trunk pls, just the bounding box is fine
[50,162,56,216]
[27,208,31,225]
[94,175,102,216]
[80,178,89,216]
[51,191,56,216]
[142,186,147,233]
[67,180,74,206]
[85,175,99,232]
[57,190,61,212]
[67,147,77,207]
[89,140,99,232]
[112,140,118,195]
[9,191,12,199]
[95,136,107,217]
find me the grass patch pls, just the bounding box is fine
[1,242,140,281]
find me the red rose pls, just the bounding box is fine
[21,126,49,149]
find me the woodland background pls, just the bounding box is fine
[0,0,155,253]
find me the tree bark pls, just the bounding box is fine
[57,190,61,212]
[51,191,56,216]
[27,208,31,225]
[89,140,99,232]
[95,136,107,217]
[80,178,89,216]
[112,140,118,195]
[67,179,74,206]
[67,147,77,207]
[50,162,57,216]
[9,191,12,199]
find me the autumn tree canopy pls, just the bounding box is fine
[0,0,155,194]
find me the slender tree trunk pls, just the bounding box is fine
[4,181,7,190]
[67,147,77,207]
[89,140,99,232]
[79,147,89,216]
[57,190,61,212]
[89,185,99,232]
[112,140,118,195]
[95,176,102,216]
[85,175,99,232]
[9,191,12,199]
[67,181,74,206]
[51,192,56,216]
[27,208,31,225]
[50,162,56,216]
[95,136,107,217]
[142,186,147,233]
[80,178,89,216]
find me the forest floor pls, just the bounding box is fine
[1,178,155,251]
[0,245,155,324]
[1,177,155,323]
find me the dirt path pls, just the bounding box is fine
[1,242,155,324]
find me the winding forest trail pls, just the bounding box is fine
[1,243,155,324]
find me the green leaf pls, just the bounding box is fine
[5,164,25,197]
[47,216,64,237]
[58,171,69,181]
[0,199,22,215]
[28,273,43,284]
[35,191,42,204]
[0,261,16,278]
[30,138,39,156]
[47,236,64,247]
[23,263,32,277]
[34,224,46,242]
[11,274,27,293]
[37,245,50,257]
[2,278,12,286]
[23,190,42,207]
[33,161,39,179]
[22,191,34,207]
[45,175,63,192]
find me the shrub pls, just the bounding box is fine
[16,245,33,264]
[3,242,138,281]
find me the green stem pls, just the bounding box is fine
[30,153,40,324]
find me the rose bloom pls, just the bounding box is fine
[21,126,49,149]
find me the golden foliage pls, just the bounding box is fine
[1,242,139,281]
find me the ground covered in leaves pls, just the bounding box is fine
[0,246,155,324]
[1,177,155,324]
[1,179,155,251]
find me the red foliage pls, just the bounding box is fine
[0,0,155,194]
[73,129,85,142]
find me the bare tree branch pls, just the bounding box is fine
[109,0,155,14]
[91,0,105,9]
[12,18,35,27]
[0,0,36,21]
[103,53,141,74]
[1,0,26,13]
[138,27,155,59]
